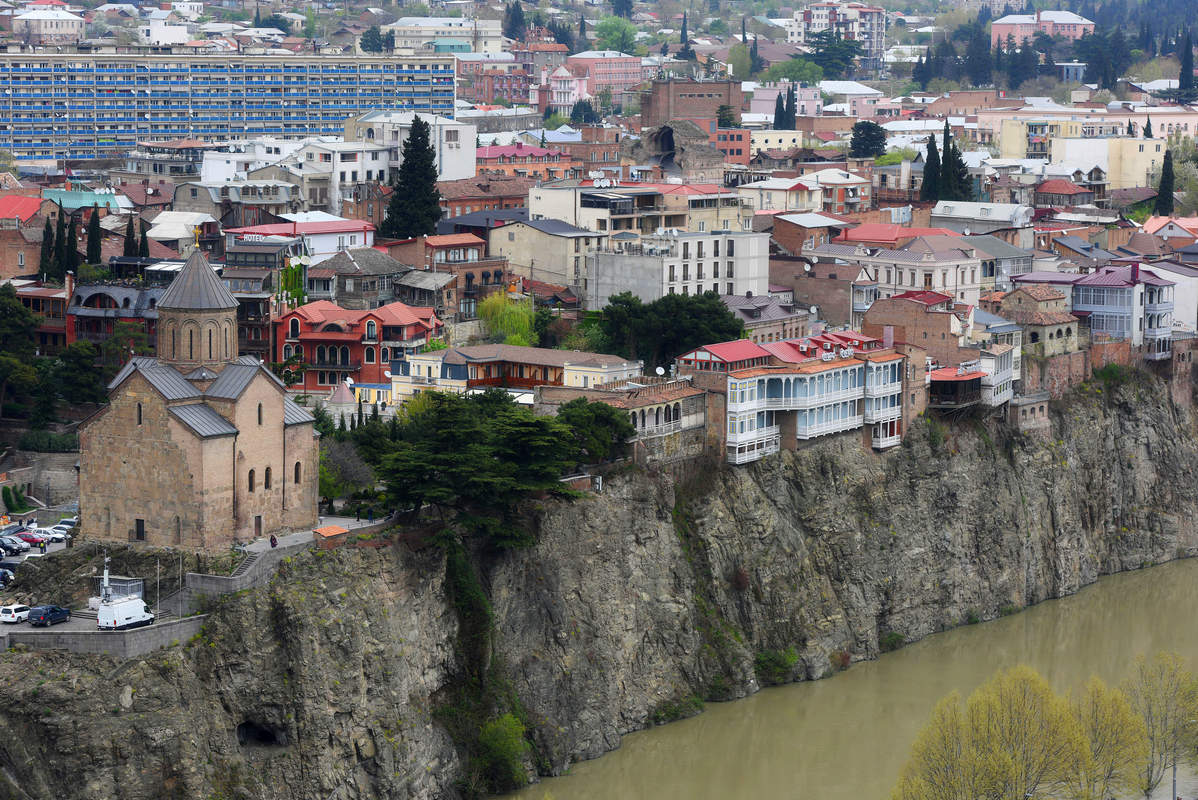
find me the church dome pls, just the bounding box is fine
[158,249,238,311]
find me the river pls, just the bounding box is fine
[512,558,1198,800]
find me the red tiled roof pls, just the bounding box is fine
[224,221,374,235]
[929,366,985,381]
[0,194,43,223]
[1035,179,1089,195]
[698,339,772,362]
[835,223,960,243]
[477,144,566,159]
[892,290,953,305]
[283,299,441,331]
[1074,265,1173,287]
[424,233,485,247]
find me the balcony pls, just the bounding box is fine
[872,432,902,450]
[727,424,780,446]
[864,382,901,399]
[1145,302,1173,315]
[306,360,360,370]
[636,420,682,438]
[863,404,902,424]
[795,415,864,439]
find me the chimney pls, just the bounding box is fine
[1132,262,1139,284]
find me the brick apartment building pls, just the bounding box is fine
[556,126,622,177]
[476,143,582,181]
[437,174,538,218]
[640,78,745,129]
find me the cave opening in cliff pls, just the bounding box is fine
[237,721,287,747]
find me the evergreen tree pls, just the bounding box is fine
[502,1,526,40]
[611,0,631,18]
[913,54,930,89]
[678,11,695,60]
[949,142,972,200]
[38,217,53,277]
[138,220,149,258]
[1155,149,1175,215]
[578,14,586,42]
[936,121,954,200]
[64,217,79,273]
[750,33,762,74]
[359,25,384,52]
[1127,119,1135,136]
[921,134,941,203]
[380,115,443,238]
[122,215,136,257]
[784,84,796,129]
[52,207,65,279]
[85,205,102,265]
[773,92,786,129]
[1179,31,1194,101]
[849,121,886,158]
[964,25,992,86]
[1144,115,1153,138]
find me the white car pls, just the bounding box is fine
[0,604,30,623]
[31,528,64,543]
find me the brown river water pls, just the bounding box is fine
[511,558,1198,800]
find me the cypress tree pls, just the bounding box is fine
[578,14,585,42]
[1155,150,1175,216]
[773,92,785,129]
[921,134,941,203]
[138,220,149,258]
[1180,31,1194,100]
[123,215,137,257]
[784,84,796,129]
[64,217,79,272]
[52,207,65,279]
[380,116,443,238]
[938,121,957,200]
[1127,119,1135,136]
[38,217,53,277]
[1144,115,1153,138]
[85,205,102,264]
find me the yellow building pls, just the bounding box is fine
[1047,136,1167,190]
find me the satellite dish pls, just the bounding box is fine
[803,263,811,272]
[384,370,392,379]
[655,366,665,376]
[809,306,818,315]
[344,377,354,386]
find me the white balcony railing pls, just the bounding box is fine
[796,415,864,440]
[863,382,901,399]
[728,425,780,445]
[636,420,682,438]
[872,433,902,450]
[727,435,781,464]
[864,404,902,424]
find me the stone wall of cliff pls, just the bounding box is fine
[0,374,1193,799]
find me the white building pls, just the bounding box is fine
[139,19,191,45]
[200,138,311,183]
[345,111,477,181]
[382,17,504,54]
[794,2,887,72]
[585,231,770,310]
[223,219,375,266]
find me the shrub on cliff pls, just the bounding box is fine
[476,713,530,790]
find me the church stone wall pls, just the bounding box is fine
[79,372,206,549]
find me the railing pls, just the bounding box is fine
[636,420,682,438]
[796,415,864,439]
[1145,302,1173,314]
[727,439,780,464]
[864,382,901,399]
[983,387,1014,406]
[872,433,902,450]
[863,405,902,424]
[727,425,780,446]
[305,360,361,370]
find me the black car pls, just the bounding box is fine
[28,606,70,627]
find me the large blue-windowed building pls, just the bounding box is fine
[0,51,456,161]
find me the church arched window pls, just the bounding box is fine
[248,469,256,492]
[257,403,263,425]
[294,461,301,484]
[137,403,142,425]
[264,467,272,489]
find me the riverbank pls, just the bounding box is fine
[0,375,1192,800]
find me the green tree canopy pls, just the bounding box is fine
[556,397,634,466]
[1155,149,1176,215]
[85,207,102,265]
[807,30,863,80]
[360,25,385,52]
[921,134,941,203]
[380,115,443,239]
[594,16,636,54]
[758,59,823,85]
[55,341,106,404]
[598,291,744,370]
[849,120,887,158]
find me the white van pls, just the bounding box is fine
[97,596,155,630]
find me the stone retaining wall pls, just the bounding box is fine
[7,616,207,659]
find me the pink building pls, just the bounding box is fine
[529,65,591,116]
[566,50,644,107]
[990,10,1094,47]
[749,83,823,117]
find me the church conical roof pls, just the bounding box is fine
[158,249,238,311]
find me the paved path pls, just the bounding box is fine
[242,515,383,554]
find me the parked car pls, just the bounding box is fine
[30,528,63,543]
[57,517,78,528]
[0,569,15,587]
[49,524,73,536]
[1,536,29,553]
[0,604,30,623]
[0,539,22,557]
[28,606,69,626]
[13,531,45,545]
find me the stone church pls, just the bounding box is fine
[79,251,319,551]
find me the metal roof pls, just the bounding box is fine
[169,404,238,438]
[284,397,315,426]
[157,250,239,311]
[204,363,258,400]
[108,357,203,400]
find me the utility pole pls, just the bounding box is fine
[156,558,160,612]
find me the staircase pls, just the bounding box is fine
[229,552,260,579]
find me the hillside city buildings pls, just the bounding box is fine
[2,0,1197,547]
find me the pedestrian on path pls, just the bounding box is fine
[368,508,374,524]
[356,509,361,522]
[270,534,278,549]
[38,540,45,554]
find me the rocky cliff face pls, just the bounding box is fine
[0,376,1195,799]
